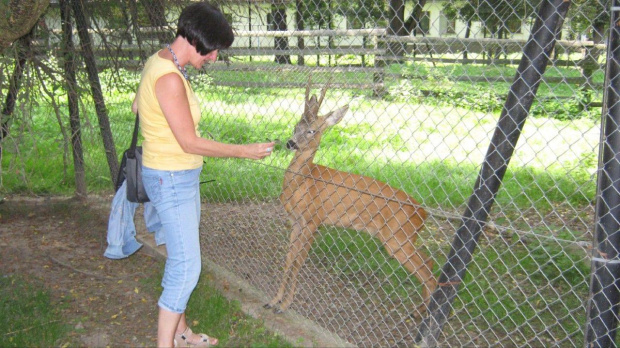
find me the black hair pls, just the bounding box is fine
[176,2,234,55]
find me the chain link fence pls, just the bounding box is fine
[0,0,616,346]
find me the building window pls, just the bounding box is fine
[420,11,430,34]
[267,13,274,30]
[446,18,456,34]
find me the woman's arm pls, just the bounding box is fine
[155,73,274,160]
[132,92,139,115]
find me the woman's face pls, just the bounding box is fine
[191,48,218,69]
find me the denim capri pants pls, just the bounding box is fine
[142,165,202,314]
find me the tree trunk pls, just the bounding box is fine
[404,0,426,35]
[128,0,147,63]
[248,1,253,62]
[463,20,471,62]
[362,23,367,67]
[60,0,87,197]
[272,2,291,65]
[0,0,49,49]
[295,0,304,66]
[495,27,504,62]
[553,30,562,61]
[71,0,119,188]
[328,0,333,66]
[581,22,605,89]
[142,0,173,44]
[1,31,32,166]
[387,0,406,62]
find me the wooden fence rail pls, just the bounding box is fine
[50,28,604,91]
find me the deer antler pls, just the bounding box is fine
[317,77,332,111]
[305,75,312,104]
[303,75,333,121]
[303,75,314,121]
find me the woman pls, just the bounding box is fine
[132,2,275,347]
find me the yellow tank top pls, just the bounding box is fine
[136,52,202,170]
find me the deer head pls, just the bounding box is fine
[286,79,349,152]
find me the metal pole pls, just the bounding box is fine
[585,2,620,346]
[414,0,570,346]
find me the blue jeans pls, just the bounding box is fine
[142,165,202,314]
[104,180,164,260]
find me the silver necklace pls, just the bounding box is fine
[166,44,189,81]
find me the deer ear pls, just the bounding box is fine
[325,105,349,126]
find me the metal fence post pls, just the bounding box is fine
[414,0,571,346]
[585,1,620,346]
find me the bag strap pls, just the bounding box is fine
[127,112,140,158]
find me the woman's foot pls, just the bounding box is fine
[175,327,218,347]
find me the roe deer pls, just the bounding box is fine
[264,81,437,316]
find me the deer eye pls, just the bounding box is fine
[307,130,316,135]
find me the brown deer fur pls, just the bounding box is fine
[264,81,436,316]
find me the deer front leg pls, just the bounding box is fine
[264,220,303,310]
[277,220,319,313]
[266,219,319,314]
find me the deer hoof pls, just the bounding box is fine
[263,303,273,309]
[273,307,284,314]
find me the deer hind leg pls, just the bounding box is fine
[379,229,437,318]
[266,219,319,313]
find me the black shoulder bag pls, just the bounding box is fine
[115,112,150,203]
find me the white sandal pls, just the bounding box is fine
[175,327,218,347]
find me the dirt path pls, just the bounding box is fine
[0,195,161,347]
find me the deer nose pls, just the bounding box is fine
[286,140,299,150]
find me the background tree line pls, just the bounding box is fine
[0,0,611,198]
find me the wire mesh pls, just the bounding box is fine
[0,0,613,346]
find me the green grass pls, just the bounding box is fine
[307,223,591,346]
[142,269,292,347]
[311,227,425,302]
[0,80,598,215]
[0,261,291,348]
[452,234,591,345]
[0,68,598,253]
[0,275,69,347]
[386,60,603,120]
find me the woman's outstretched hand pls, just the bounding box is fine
[244,142,276,160]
